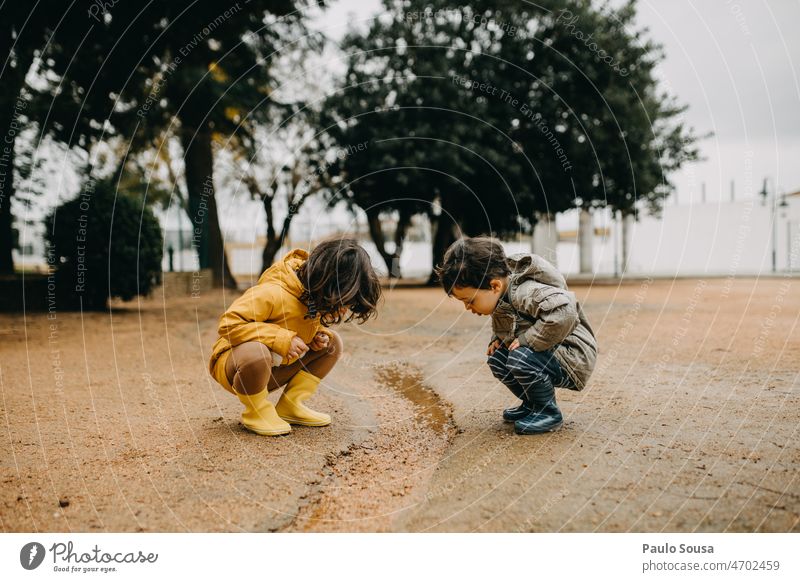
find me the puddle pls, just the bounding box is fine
[375,364,451,434]
[282,362,456,532]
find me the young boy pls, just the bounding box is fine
[436,237,597,435]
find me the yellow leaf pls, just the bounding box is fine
[224,107,241,123]
[208,61,229,83]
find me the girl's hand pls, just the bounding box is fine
[509,338,521,351]
[486,339,502,356]
[309,332,330,351]
[288,336,309,360]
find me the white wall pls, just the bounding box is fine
[222,196,800,280]
[76,189,799,279]
[625,198,798,276]
[544,198,799,276]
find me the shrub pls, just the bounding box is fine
[45,180,163,310]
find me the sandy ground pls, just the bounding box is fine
[1,277,798,532]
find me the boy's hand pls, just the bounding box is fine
[509,338,521,351]
[309,332,330,351]
[288,336,309,360]
[487,339,502,356]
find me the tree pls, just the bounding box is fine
[0,2,69,274]
[322,0,701,279]
[496,0,703,217]
[212,39,341,271]
[223,109,340,270]
[322,1,531,280]
[33,0,318,288]
[45,179,162,310]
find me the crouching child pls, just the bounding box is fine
[436,237,598,435]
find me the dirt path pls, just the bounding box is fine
[1,277,798,532]
[392,278,800,532]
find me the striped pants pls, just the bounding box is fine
[487,346,574,406]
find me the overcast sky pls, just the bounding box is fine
[311,0,800,203]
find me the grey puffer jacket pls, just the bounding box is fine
[491,253,597,390]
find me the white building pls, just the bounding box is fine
[548,191,799,277]
[17,187,800,280]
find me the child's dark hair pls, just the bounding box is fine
[435,237,510,295]
[297,238,381,325]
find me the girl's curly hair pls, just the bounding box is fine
[296,238,381,325]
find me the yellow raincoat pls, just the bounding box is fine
[208,249,331,392]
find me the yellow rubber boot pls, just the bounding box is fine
[275,370,331,427]
[237,390,291,436]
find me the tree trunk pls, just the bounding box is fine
[365,208,402,278]
[578,207,593,274]
[427,208,459,286]
[0,114,15,273]
[621,211,634,274]
[179,127,237,288]
[532,212,558,266]
[260,193,279,271]
[0,51,32,275]
[260,183,316,272]
[261,237,284,272]
[391,207,412,278]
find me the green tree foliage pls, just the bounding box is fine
[0,2,68,274]
[323,0,532,278]
[497,0,703,217]
[322,0,701,278]
[31,0,317,287]
[45,180,163,310]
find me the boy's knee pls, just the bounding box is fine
[488,364,508,381]
[507,349,551,383]
[506,347,536,372]
[487,352,509,379]
[487,347,509,363]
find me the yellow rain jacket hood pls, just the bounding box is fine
[208,249,330,374]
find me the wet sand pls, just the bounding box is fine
[1,278,798,532]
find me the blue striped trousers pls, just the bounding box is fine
[487,346,574,406]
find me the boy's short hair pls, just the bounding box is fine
[435,237,510,294]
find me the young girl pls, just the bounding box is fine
[208,238,381,436]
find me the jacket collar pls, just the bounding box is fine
[257,249,308,298]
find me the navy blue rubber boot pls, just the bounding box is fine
[514,400,563,434]
[502,404,532,422]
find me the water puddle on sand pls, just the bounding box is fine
[374,364,452,434]
[283,362,455,532]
